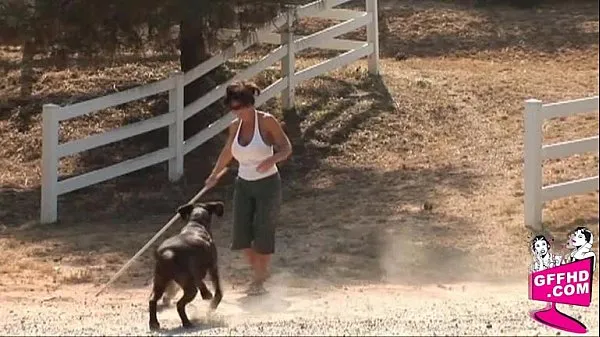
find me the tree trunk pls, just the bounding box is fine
[19,38,36,99]
[282,107,305,156]
[179,17,222,140]
[179,18,212,105]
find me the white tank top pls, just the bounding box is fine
[231,111,279,181]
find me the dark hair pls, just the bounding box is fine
[531,235,550,251]
[572,226,592,243]
[224,81,261,107]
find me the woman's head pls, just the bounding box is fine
[532,235,551,256]
[568,226,593,248]
[224,81,261,116]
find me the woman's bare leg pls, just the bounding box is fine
[243,248,271,294]
[244,249,269,282]
[254,252,271,283]
[244,248,258,278]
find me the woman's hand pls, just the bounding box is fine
[256,156,277,173]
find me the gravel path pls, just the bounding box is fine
[1,282,598,336]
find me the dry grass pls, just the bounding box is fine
[0,0,598,292]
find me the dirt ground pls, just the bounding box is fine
[0,0,598,335]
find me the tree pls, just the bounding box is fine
[0,0,290,113]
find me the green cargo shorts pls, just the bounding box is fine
[231,172,282,255]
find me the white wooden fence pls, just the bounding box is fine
[523,96,599,231]
[40,0,379,223]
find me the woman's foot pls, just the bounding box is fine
[245,280,268,296]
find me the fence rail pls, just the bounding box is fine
[58,77,175,121]
[40,0,379,223]
[523,96,599,231]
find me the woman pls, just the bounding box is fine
[530,235,562,273]
[562,226,596,271]
[205,81,292,295]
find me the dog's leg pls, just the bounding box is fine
[176,281,198,328]
[198,280,213,300]
[162,281,179,306]
[149,275,168,330]
[192,268,212,300]
[208,264,223,310]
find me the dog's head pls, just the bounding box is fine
[177,201,224,230]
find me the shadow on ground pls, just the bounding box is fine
[274,163,485,286]
[0,68,387,226]
[0,52,179,73]
[2,55,503,292]
[2,160,487,290]
[237,293,292,313]
[154,314,228,335]
[6,0,596,292]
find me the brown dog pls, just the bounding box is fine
[148,201,224,330]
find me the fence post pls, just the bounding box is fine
[281,8,296,110]
[40,104,60,224]
[366,0,379,75]
[168,71,185,182]
[524,99,544,231]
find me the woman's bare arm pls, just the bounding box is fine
[264,114,292,163]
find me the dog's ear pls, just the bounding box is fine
[204,201,224,217]
[177,204,194,220]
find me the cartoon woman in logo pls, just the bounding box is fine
[562,226,596,271]
[530,235,562,273]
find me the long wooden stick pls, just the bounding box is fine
[95,168,228,297]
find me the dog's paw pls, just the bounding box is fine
[209,300,221,311]
[182,321,195,329]
[149,321,161,331]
